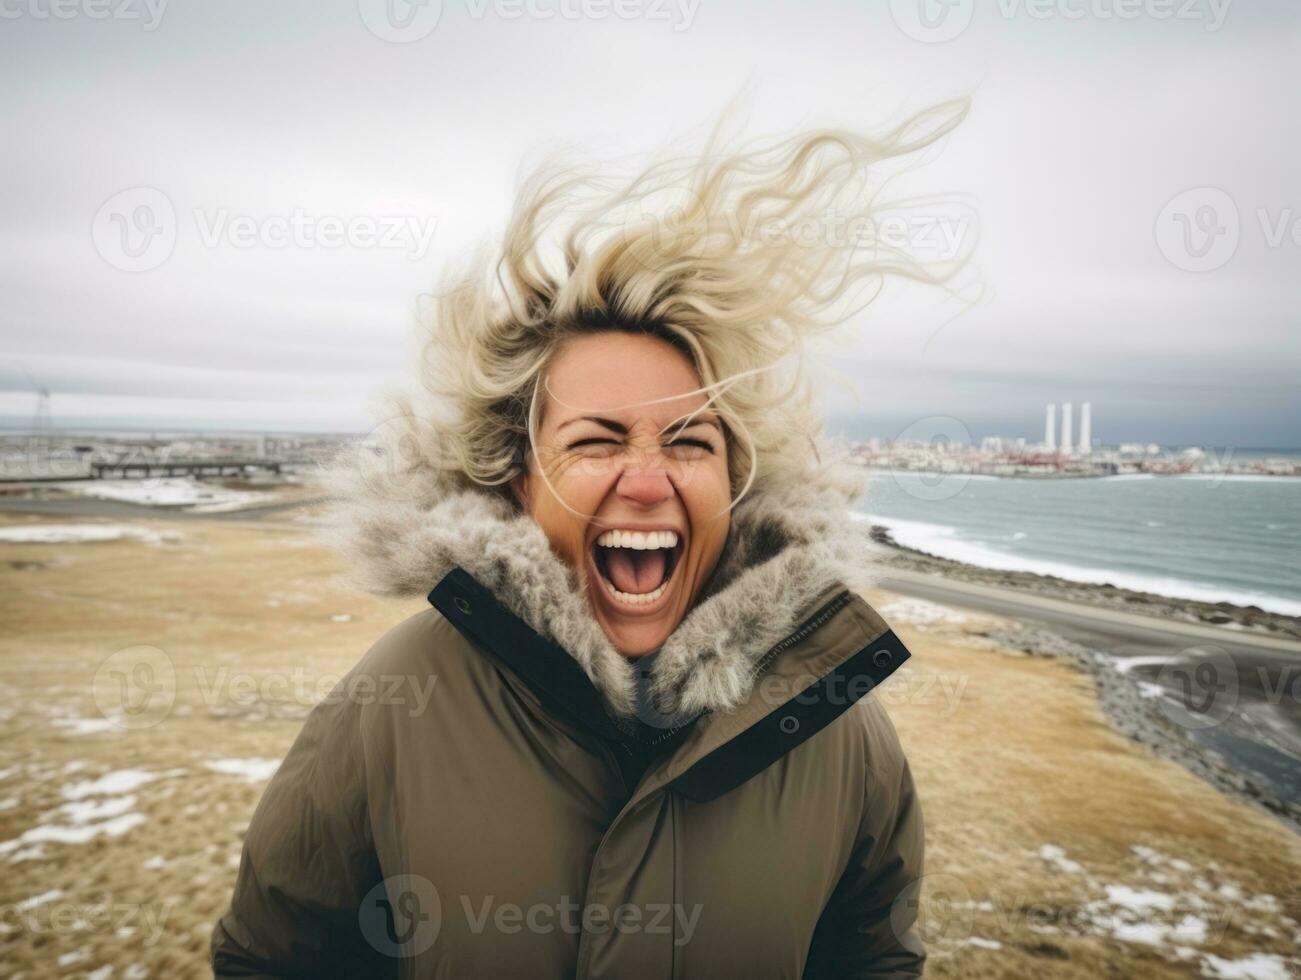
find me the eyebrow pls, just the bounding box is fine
[556,414,723,436]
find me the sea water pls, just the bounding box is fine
[857,471,1301,616]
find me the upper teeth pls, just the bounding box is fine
[596,529,679,550]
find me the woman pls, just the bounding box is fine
[212,99,970,979]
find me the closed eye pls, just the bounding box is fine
[567,438,618,450]
[667,438,715,453]
[567,437,715,453]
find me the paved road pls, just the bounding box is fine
[878,568,1301,781]
[878,567,1301,659]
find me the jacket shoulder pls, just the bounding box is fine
[349,605,494,685]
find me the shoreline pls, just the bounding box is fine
[866,525,1301,642]
[868,524,1301,835]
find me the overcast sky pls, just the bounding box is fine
[1,0,1297,448]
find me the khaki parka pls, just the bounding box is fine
[211,453,926,979]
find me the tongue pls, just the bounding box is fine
[605,548,667,595]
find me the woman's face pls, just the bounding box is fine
[511,331,732,657]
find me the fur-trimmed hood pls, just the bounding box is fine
[318,442,884,721]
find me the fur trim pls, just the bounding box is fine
[316,441,883,719]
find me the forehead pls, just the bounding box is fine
[541,332,710,428]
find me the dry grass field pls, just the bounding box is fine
[0,509,1297,978]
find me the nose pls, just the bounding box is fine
[616,466,675,508]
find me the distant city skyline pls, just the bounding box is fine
[2,405,1298,452]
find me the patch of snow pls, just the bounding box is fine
[15,889,63,911]
[330,613,353,623]
[1199,952,1290,980]
[51,716,121,736]
[142,855,166,870]
[61,768,184,799]
[1104,885,1176,913]
[1039,844,1084,874]
[0,524,178,545]
[1111,922,1169,945]
[1113,655,1175,675]
[879,598,968,627]
[58,795,138,825]
[3,811,147,847]
[50,477,273,513]
[963,937,1002,950]
[1171,915,1208,944]
[204,758,280,783]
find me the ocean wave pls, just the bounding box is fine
[861,513,1301,617]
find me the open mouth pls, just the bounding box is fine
[590,529,684,611]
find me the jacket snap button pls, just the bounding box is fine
[873,649,893,668]
[453,596,472,615]
[779,715,799,734]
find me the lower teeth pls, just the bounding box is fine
[604,576,669,606]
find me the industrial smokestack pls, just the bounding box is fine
[1045,403,1056,451]
[1060,402,1073,455]
[1079,402,1092,456]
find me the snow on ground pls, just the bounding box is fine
[61,769,183,800]
[1023,843,1297,974]
[0,524,179,545]
[0,769,191,859]
[48,477,276,512]
[50,716,123,736]
[204,758,280,782]
[879,597,969,628]
[1039,844,1084,874]
[0,810,147,851]
[1200,953,1292,980]
[1113,655,1176,675]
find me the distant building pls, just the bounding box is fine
[1060,402,1073,455]
[1044,403,1056,451]
[1078,402,1092,456]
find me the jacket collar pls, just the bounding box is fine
[427,564,912,803]
[320,440,891,720]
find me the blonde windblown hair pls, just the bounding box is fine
[354,97,974,514]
